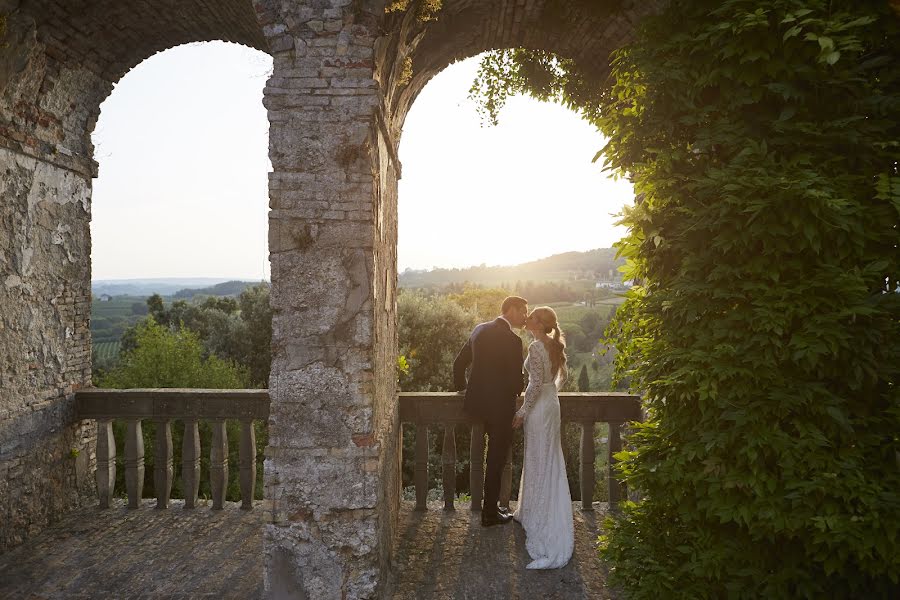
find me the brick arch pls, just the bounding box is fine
[252,1,675,597]
[1,0,268,178]
[1,0,676,596]
[381,0,669,130]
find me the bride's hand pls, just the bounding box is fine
[512,414,524,429]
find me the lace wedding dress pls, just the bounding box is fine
[513,340,574,570]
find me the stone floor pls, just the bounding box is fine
[0,498,618,599]
[0,499,266,599]
[388,500,619,599]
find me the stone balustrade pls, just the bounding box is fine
[398,392,643,512]
[75,389,270,510]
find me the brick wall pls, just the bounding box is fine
[0,0,267,553]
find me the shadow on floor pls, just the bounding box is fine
[388,500,619,600]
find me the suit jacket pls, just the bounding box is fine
[453,318,525,425]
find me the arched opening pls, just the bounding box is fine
[388,31,642,588]
[0,0,267,554]
[2,1,662,596]
[88,40,272,509]
[395,51,633,482]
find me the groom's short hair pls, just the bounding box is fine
[501,296,528,314]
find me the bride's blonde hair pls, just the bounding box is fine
[530,307,567,378]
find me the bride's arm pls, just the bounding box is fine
[515,343,545,419]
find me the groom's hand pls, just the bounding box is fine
[512,415,524,429]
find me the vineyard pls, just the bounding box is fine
[93,341,121,362]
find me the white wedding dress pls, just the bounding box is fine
[513,340,574,570]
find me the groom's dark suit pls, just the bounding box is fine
[453,317,525,514]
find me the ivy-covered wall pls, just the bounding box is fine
[472,0,899,597]
[594,2,899,597]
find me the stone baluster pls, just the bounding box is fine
[182,419,201,508]
[441,425,456,511]
[210,419,228,510]
[469,423,484,511]
[124,419,144,508]
[96,419,116,508]
[154,419,173,509]
[608,421,624,510]
[499,445,513,510]
[580,420,596,511]
[239,418,256,510]
[414,420,428,511]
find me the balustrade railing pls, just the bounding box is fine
[398,392,642,512]
[76,389,638,513]
[75,389,269,510]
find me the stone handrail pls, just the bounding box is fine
[75,389,269,511]
[398,392,643,512]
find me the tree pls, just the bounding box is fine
[98,317,260,504]
[397,290,478,392]
[147,293,166,324]
[474,1,900,596]
[236,283,273,387]
[100,317,249,389]
[577,364,590,392]
[446,285,511,323]
[119,284,272,387]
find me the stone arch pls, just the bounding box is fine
[379,0,668,131]
[1,0,267,178]
[259,2,668,597]
[2,0,673,596]
[0,0,268,552]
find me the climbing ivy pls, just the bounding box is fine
[469,49,605,126]
[474,0,900,597]
[385,0,442,22]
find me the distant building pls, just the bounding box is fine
[99,294,112,302]
[596,278,634,290]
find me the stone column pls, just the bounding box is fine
[257,1,399,598]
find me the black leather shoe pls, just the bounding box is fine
[498,506,511,517]
[481,511,513,527]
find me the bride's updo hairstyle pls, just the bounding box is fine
[531,307,567,378]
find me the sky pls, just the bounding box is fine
[90,42,633,280]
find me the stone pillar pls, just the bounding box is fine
[257,1,399,598]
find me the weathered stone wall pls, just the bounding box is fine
[0,8,103,551]
[0,142,95,549]
[1,0,667,594]
[0,0,267,553]
[256,0,401,596]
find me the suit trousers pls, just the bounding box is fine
[483,417,513,514]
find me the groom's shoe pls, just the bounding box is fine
[481,510,513,527]
[497,506,511,517]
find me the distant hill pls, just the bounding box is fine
[399,248,623,288]
[92,278,239,297]
[172,280,260,299]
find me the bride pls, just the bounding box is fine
[512,306,574,570]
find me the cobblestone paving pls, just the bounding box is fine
[0,498,618,599]
[0,499,265,599]
[388,500,620,600]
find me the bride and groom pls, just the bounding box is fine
[453,296,575,570]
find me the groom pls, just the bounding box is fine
[453,296,527,527]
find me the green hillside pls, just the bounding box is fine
[399,248,624,288]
